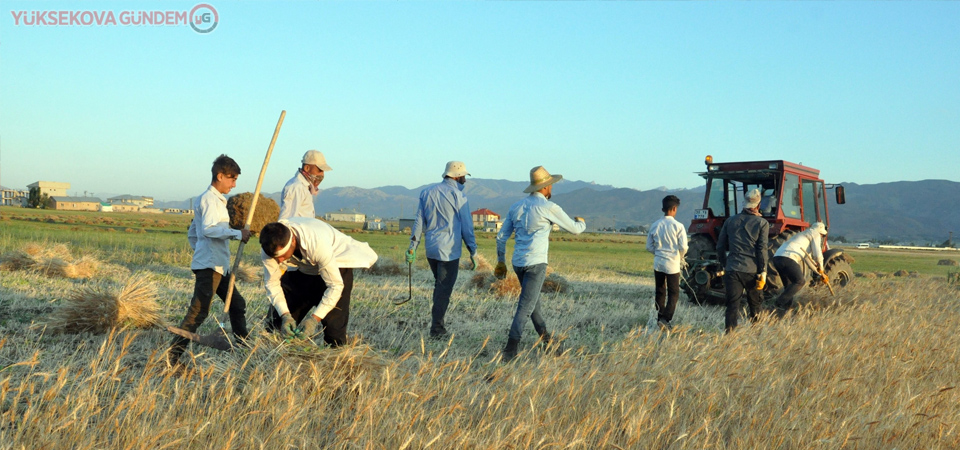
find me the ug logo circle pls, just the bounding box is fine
[190,4,218,34]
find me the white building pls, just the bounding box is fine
[324,209,366,223]
[1,187,27,206]
[27,181,70,197]
[108,195,154,208]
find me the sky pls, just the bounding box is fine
[1,1,958,202]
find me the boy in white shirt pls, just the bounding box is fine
[168,155,252,367]
[645,195,688,330]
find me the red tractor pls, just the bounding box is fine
[681,156,854,303]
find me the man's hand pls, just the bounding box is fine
[297,315,321,338]
[819,269,830,284]
[405,248,416,264]
[755,273,767,290]
[279,313,297,338]
[574,216,585,222]
[240,229,252,243]
[470,253,477,271]
[494,261,507,279]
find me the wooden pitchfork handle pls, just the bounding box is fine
[224,110,286,313]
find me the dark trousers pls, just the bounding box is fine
[509,263,549,341]
[267,268,354,347]
[723,270,762,332]
[773,256,805,308]
[168,269,248,365]
[653,271,681,323]
[428,258,460,334]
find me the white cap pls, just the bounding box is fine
[443,161,470,178]
[302,150,332,171]
[809,222,828,235]
[744,188,761,209]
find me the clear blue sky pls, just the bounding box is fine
[2,1,958,201]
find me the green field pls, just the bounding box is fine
[1,206,959,448]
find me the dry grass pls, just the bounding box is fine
[368,257,405,276]
[43,275,164,334]
[0,243,99,278]
[235,262,260,284]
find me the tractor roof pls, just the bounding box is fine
[697,159,821,180]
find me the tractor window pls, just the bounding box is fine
[802,179,819,223]
[816,181,827,225]
[706,178,730,217]
[783,173,802,219]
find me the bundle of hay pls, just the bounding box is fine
[368,257,404,276]
[542,273,570,294]
[491,276,521,297]
[0,243,100,279]
[46,275,164,334]
[227,192,280,234]
[235,262,261,284]
[471,272,497,290]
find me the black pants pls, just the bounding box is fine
[653,271,680,323]
[773,256,805,308]
[267,268,354,347]
[168,269,248,365]
[428,258,460,334]
[723,270,762,332]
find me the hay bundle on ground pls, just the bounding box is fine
[368,257,404,276]
[0,250,36,271]
[542,273,570,293]
[491,276,521,297]
[37,257,78,278]
[471,272,497,290]
[235,262,261,284]
[227,192,280,234]
[47,275,164,334]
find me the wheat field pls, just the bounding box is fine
[1,208,959,449]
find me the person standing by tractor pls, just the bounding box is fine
[496,166,586,361]
[645,195,688,331]
[168,154,252,368]
[772,222,829,310]
[279,150,331,220]
[406,161,478,339]
[715,188,769,333]
[259,218,378,347]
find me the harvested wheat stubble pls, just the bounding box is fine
[0,242,100,278]
[46,275,165,334]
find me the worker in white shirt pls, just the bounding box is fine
[278,150,331,220]
[772,222,829,310]
[259,218,378,347]
[168,154,252,367]
[645,195,688,330]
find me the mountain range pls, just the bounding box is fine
[152,178,959,244]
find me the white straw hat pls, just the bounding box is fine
[523,166,563,194]
[744,188,761,209]
[302,150,332,171]
[443,161,470,178]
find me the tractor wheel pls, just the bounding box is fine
[824,257,854,289]
[686,234,715,262]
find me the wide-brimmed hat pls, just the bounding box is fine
[744,188,761,209]
[523,166,563,194]
[443,161,470,178]
[302,150,332,171]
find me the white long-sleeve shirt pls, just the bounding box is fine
[497,192,586,267]
[646,215,688,275]
[188,185,242,274]
[774,229,824,270]
[262,217,378,319]
[278,171,316,220]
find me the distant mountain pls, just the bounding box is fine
[152,178,959,243]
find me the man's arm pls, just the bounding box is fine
[199,194,241,241]
[715,223,729,268]
[548,203,586,235]
[187,215,199,250]
[312,262,345,319]
[408,193,427,252]
[496,208,515,263]
[645,223,657,254]
[678,223,689,258]
[459,197,478,256]
[755,220,770,273]
[262,249,291,316]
